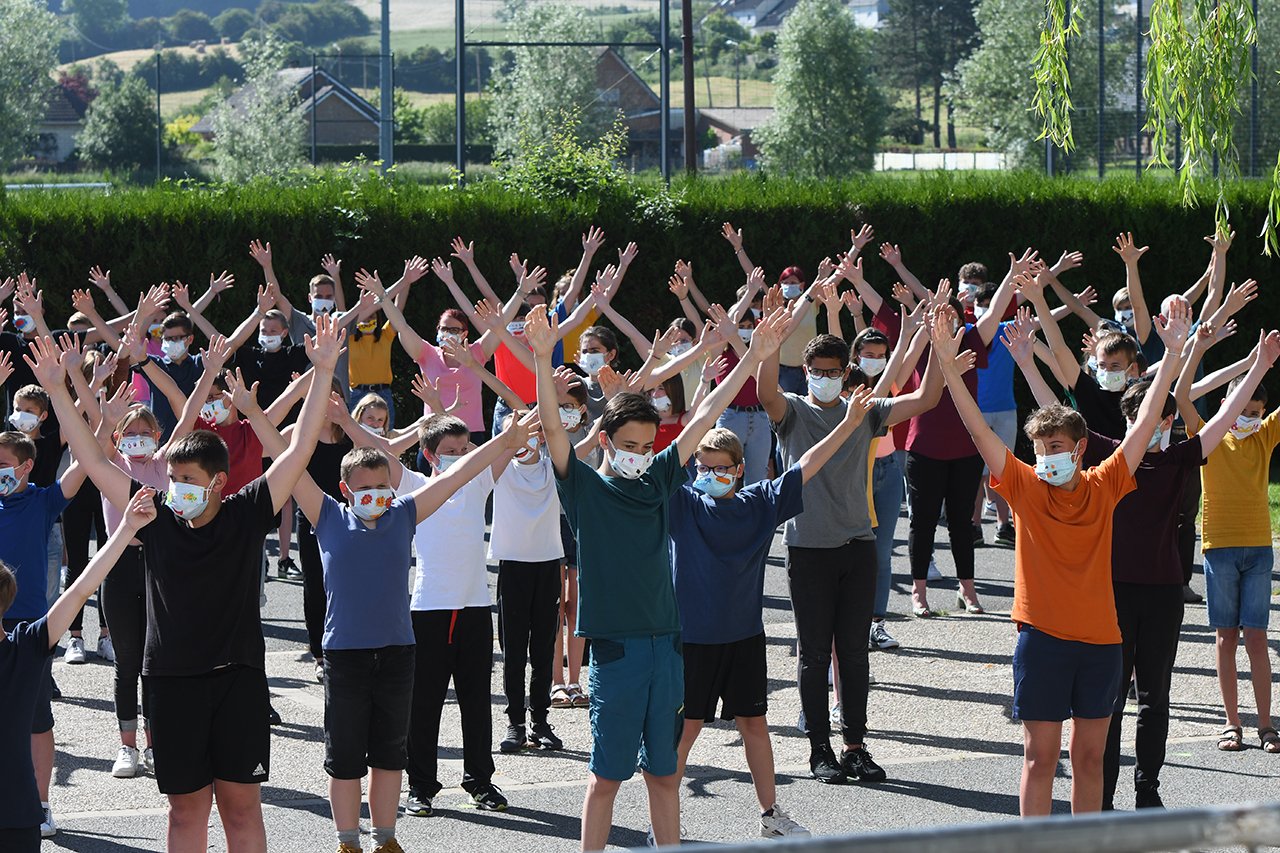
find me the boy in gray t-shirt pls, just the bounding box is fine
[759,332,942,785]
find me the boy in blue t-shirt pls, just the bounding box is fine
[1,487,156,852]
[669,390,875,841]
[528,305,792,851]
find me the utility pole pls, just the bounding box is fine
[378,0,393,171]
[456,0,466,179]
[155,52,162,181]
[660,0,671,180]
[681,0,696,175]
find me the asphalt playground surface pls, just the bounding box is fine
[36,508,1280,852]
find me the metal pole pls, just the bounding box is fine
[1250,0,1258,176]
[1135,0,1143,177]
[379,0,393,171]
[155,52,162,181]
[661,2,674,179]
[311,53,317,165]
[456,0,466,179]
[1097,0,1104,178]
[681,0,696,176]
[736,46,741,108]
[1045,2,1054,176]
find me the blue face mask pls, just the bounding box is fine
[693,471,736,498]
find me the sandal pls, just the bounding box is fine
[1260,727,1280,754]
[956,592,985,614]
[1218,726,1244,751]
[912,605,933,618]
[550,684,572,709]
[568,683,589,708]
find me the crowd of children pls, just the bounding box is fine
[0,223,1277,853]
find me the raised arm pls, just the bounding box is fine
[320,254,347,313]
[1021,270,1081,388]
[225,284,277,354]
[560,228,605,311]
[1111,233,1151,343]
[169,281,222,341]
[721,222,756,277]
[672,260,708,319]
[70,288,123,350]
[839,255,883,316]
[1005,308,1062,409]
[443,338,526,412]
[167,338,232,451]
[248,239,280,291]
[1197,230,1232,321]
[120,324,185,418]
[191,270,236,316]
[25,336,131,509]
[525,308,572,476]
[87,266,130,317]
[878,242,930,302]
[357,267,426,362]
[1196,330,1280,456]
[591,280,653,357]
[875,301,927,396]
[410,411,534,523]
[1119,303,1191,472]
[927,314,1005,477]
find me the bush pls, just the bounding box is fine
[0,171,1276,410]
[213,8,255,41]
[168,9,217,43]
[77,75,157,171]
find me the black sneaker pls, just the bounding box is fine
[1182,584,1203,604]
[278,557,301,579]
[808,743,847,784]
[530,721,563,750]
[499,724,527,753]
[268,705,282,726]
[469,782,508,811]
[994,523,1015,548]
[840,746,887,782]
[971,523,984,547]
[404,791,432,817]
[1135,786,1164,809]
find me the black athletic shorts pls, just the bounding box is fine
[146,665,271,794]
[682,631,768,723]
[323,645,415,779]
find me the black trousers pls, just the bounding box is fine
[62,484,107,633]
[296,512,326,660]
[496,559,561,726]
[1103,582,1185,806]
[787,539,876,745]
[100,544,148,725]
[406,607,494,798]
[1176,477,1201,585]
[905,451,985,580]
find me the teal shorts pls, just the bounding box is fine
[586,633,684,781]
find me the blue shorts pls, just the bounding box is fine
[586,633,684,781]
[1204,547,1274,630]
[1012,625,1121,721]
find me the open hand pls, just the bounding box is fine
[248,239,273,268]
[1111,233,1148,265]
[122,487,158,532]
[522,305,559,358]
[304,313,345,369]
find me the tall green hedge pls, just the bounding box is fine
[2,170,1276,419]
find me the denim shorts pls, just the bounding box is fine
[1012,625,1121,721]
[586,633,684,781]
[1204,547,1274,630]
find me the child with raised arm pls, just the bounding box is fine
[0,487,157,853]
[528,303,793,851]
[32,315,345,852]
[927,283,1190,815]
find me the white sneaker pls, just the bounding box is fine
[112,745,140,778]
[796,709,806,733]
[97,635,116,663]
[926,560,943,581]
[645,823,688,846]
[142,747,155,773]
[64,637,87,664]
[869,668,876,685]
[761,805,810,838]
[40,803,56,837]
[829,703,843,728]
[869,621,900,650]
[314,661,325,683]
[983,499,997,519]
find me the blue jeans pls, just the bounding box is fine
[1204,546,1274,629]
[492,398,513,439]
[871,451,905,619]
[716,407,771,485]
[350,384,395,430]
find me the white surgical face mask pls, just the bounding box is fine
[311,298,335,314]
[165,480,210,520]
[1034,444,1080,487]
[515,435,541,462]
[0,466,20,496]
[359,422,386,437]
[1115,308,1134,326]
[781,284,803,300]
[1095,367,1129,393]
[434,453,462,473]
[859,356,887,377]
[607,438,653,480]
[1230,415,1262,441]
[960,282,981,300]
[1126,418,1164,451]
[117,434,157,458]
[437,331,462,347]
[807,374,843,403]
[506,321,526,336]
[1086,354,1098,372]
[560,405,584,430]
[161,339,188,361]
[578,352,606,376]
[258,333,283,352]
[974,304,989,320]
[348,487,394,521]
[8,410,40,433]
[668,341,692,357]
[201,398,231,425]
[652,393,672,413]
[738,328,754,344]
[750,308,762,320]
[13,314,35,334]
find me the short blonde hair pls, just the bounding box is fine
[1024,404,1086,443]
[695,427,743,466]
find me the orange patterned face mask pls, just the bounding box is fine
[349,488,395,521]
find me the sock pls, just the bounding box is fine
[336,828,360,848]
[372,826,396,847]
[761,806,775,818]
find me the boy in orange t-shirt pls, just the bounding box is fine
[927,282,1189,817]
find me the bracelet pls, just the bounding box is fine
[678,295,689,302]
[805,294,816,304]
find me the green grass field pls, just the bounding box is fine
[1270,482,1280,538]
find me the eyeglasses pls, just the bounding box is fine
[162,335,188,343]
[694,464,736,477]
[808,368,845,379]
[438,327,467,335]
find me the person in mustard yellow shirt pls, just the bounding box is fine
[1175,328,1280,755]
[929,280,1189,817]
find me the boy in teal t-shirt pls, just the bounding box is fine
[527,305,792,851]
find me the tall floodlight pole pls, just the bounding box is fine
[379,0,393,171]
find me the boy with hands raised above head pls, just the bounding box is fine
[527,301,792,851]
[928,277,1191,817]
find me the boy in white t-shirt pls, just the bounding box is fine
[489,412,565,756]
[395,414,516,818]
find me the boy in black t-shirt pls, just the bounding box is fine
[0,489,156,853]
[30,315,345,852]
